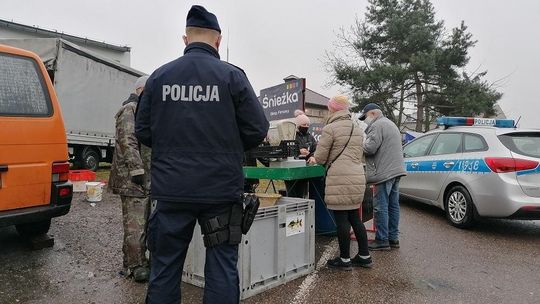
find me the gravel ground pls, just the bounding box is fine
[1,191,539,304]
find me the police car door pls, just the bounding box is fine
[416,133,463,204]
[401,133,438,201]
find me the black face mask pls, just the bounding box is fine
[298,126,309,135]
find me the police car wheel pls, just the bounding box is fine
[445,185,476,229]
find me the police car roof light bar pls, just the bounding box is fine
[436,116,515,129]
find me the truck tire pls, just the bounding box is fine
[81,147,100,171]
[16,219,51,237]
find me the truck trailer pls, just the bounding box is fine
[0,38,145,170]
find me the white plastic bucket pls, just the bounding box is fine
[86,182,104,202]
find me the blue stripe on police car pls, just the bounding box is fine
[405,159,492,174]
[516,165,540,176]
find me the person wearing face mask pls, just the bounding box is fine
[294,110,317,159]
[359,103,407,251]
[284,110,318,198]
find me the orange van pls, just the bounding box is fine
[0,44,72,237]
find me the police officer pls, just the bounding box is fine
[135,5,269,304]
[109,75,151,283]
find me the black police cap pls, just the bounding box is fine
[186,5,221,33]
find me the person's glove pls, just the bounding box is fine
[131,174,145,186]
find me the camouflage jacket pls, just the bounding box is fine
[109,94,151,197]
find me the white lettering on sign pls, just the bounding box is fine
[261,91,299,109]
[474,118,496,126]
[162,85,220,102]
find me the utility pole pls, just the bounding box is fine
[226,27,230,62]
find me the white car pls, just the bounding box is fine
[400,117,540,228]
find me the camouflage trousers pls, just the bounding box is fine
[120,195,150,272]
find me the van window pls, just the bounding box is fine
[0,53,51,116]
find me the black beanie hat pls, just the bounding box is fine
[186,5,221,33]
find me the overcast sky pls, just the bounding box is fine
[2,0,539,128]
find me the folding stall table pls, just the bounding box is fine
[243,165,338,234]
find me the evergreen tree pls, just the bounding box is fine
[327,0,502,131]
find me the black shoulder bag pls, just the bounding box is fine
[325,123,355,174]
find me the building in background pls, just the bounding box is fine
[492,104,506,119]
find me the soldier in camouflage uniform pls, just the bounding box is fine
[109,76,151,283]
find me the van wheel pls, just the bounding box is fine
[444,185,477,229]
[16,219,51,237]
[81,147,100,171]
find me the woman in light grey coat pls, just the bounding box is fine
[309,95,372,270]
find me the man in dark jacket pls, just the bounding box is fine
[109,75,151,283]
[135,5,268,304]
[360,103,406,251]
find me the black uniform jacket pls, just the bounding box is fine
[136,42,269,204]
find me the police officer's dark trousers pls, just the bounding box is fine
[146,201,239,304]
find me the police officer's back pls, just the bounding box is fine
[135,5,269,304]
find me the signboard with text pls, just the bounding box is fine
[259,78,305,121]
[308,123,324,142]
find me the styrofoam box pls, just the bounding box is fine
[182,197,315,300]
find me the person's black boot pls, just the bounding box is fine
[351,255,374,268]
[389,239,400,249]
[133,267,150,283]
[368,239,391,251]
[327,257,352,271]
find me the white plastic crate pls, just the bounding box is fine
[182,197,315,300]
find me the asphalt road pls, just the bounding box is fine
[1,192,539,304]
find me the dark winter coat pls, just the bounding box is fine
[135,42,269,203]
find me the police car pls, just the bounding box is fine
[400,117,540,228]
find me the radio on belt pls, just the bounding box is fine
[436,116,515,129]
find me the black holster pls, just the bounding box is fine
[241,194,260,234]
[200,195,260,248]
[201,202,243,248]
[228,202,243,245]
[200,212,229,248]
